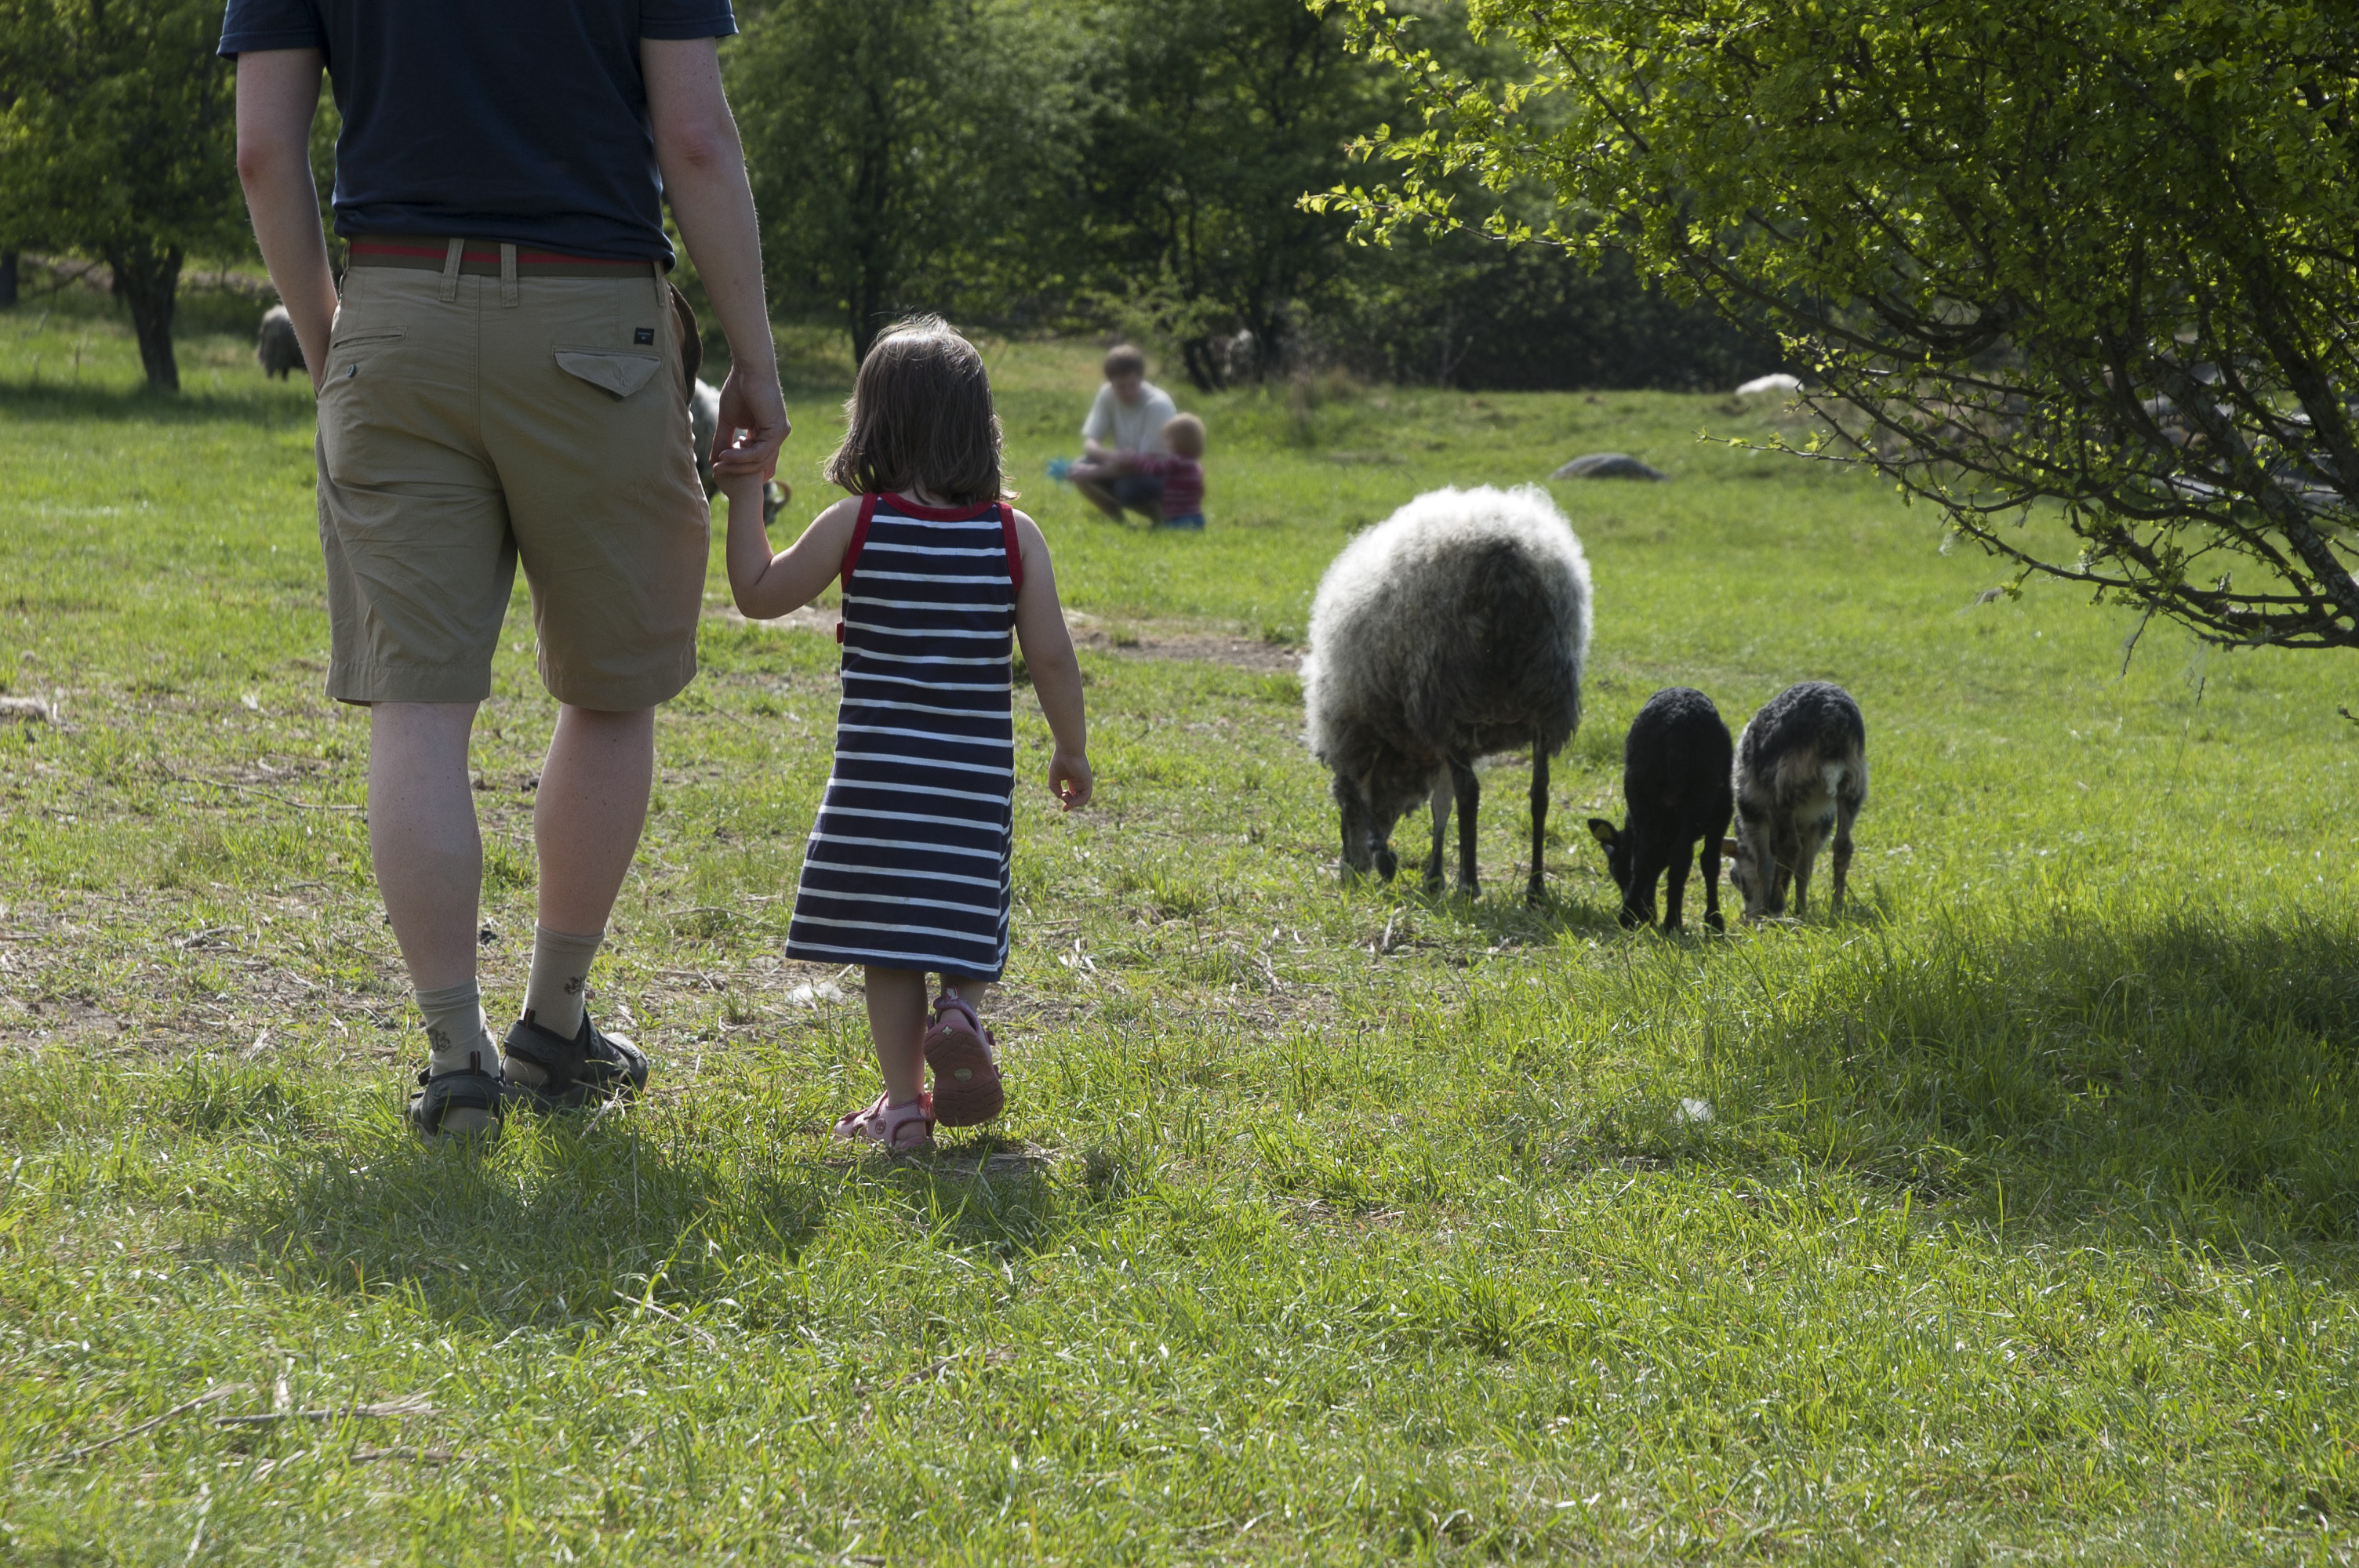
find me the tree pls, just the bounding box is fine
[1078,0,1400,387]
[727,0,1085,362]
[1321,0,2359,652]
[0,0,245,391]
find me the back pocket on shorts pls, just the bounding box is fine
[554,347,663,401]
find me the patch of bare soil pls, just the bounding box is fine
[1065,614,1302,675]
[705,606,1301,674]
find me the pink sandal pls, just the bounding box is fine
[924,996,1005,1127]
[833,1091,934,1150]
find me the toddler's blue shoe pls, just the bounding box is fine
[1046,457,1075,482]
[1154,513,1206,532]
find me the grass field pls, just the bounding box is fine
[2,295,2357,1564]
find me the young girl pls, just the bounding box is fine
[718,316,1092,1150]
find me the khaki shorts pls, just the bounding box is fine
[315,242,709,710]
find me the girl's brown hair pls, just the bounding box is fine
[824,316,1009,506]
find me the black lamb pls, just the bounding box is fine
[1586,686,1734,932]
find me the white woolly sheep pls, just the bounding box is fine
[256,305,304,380]
[1302,485,1592,903]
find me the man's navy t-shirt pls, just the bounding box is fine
[218,1,736,262]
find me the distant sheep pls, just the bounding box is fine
[1736,372,1802,397]
[1302,485,1592,903]
[256,306,304,380]
[1587,686,1733,932]
[689,377,788,525]
[1724,681,1866,920]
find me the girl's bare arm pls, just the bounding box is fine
[726,487,860,620]
[1009,513,1092,809]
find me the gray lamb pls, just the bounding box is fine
[1724,681,1867,920]
[256,305,304,380]
[1302,485,1592,903]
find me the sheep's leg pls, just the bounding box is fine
[1768,822,1797,916]
[1830,795,1860,916]
[1525,742,1549,906]
[1700,809,1728,933]
[1451,759,1481,896]
[1662,837,1691,933]
[1424,779,1452,895]
[1791,818,1830,920]
[1332,773,1375,884]
[1620,822,1659,927]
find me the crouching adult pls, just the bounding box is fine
[226,0,788,1137]
[1072,343,1178,523]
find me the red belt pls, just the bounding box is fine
[347,238,659,278]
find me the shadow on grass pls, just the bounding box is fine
[224,1111,1096,1329]
[885,1133,1067,1256]
[231,1114,832,1327]
[1602,904,2359,1257]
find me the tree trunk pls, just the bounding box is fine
[107,241,184,393]
[0,253,17,310]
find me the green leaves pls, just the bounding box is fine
[725,0,1089,361]
[1327,0,2359,652]
[0,0,245,390]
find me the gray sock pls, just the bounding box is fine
[416,981,493,1078]
[521,924,603,1043]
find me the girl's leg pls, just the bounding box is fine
[941,975,991,1015]
[863,966,929,1106]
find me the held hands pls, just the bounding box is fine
[1049,750,1093,811]
[711,364,791,481]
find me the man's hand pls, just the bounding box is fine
[711,364,787,481]
[1049,750,1093,811]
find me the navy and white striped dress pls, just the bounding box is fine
[785,492,1020,981]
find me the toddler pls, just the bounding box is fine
[718,316,1092,1150]
[1068,413,1206,530]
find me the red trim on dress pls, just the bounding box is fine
[838,494,882,644]
[840,494,881,644]
[879,492,1005,521]
[997,504,1025,593]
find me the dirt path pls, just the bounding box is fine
[706,605,1302,674]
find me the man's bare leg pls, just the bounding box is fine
[370,703,499,1131]
[533,704,655,936]
[1072,474,1125,519]
[507,705,656,1073]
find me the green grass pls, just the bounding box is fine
[2,300,2357,1563]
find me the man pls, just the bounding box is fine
[225,0,788,1137]
[1071,343,1177,523]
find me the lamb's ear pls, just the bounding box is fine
[1721,837,1741,858]
[1585,818,1618,848]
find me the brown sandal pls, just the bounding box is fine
[923,996,1005,1127]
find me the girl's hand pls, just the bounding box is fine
[1049,750,1093,811]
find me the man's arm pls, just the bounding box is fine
[1080,387,1112,459]
[642,37,787,479]
[234,50,336,393]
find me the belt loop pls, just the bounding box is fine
[651,260,666,313]
[439,237,463,303]
[500,243,519,307]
